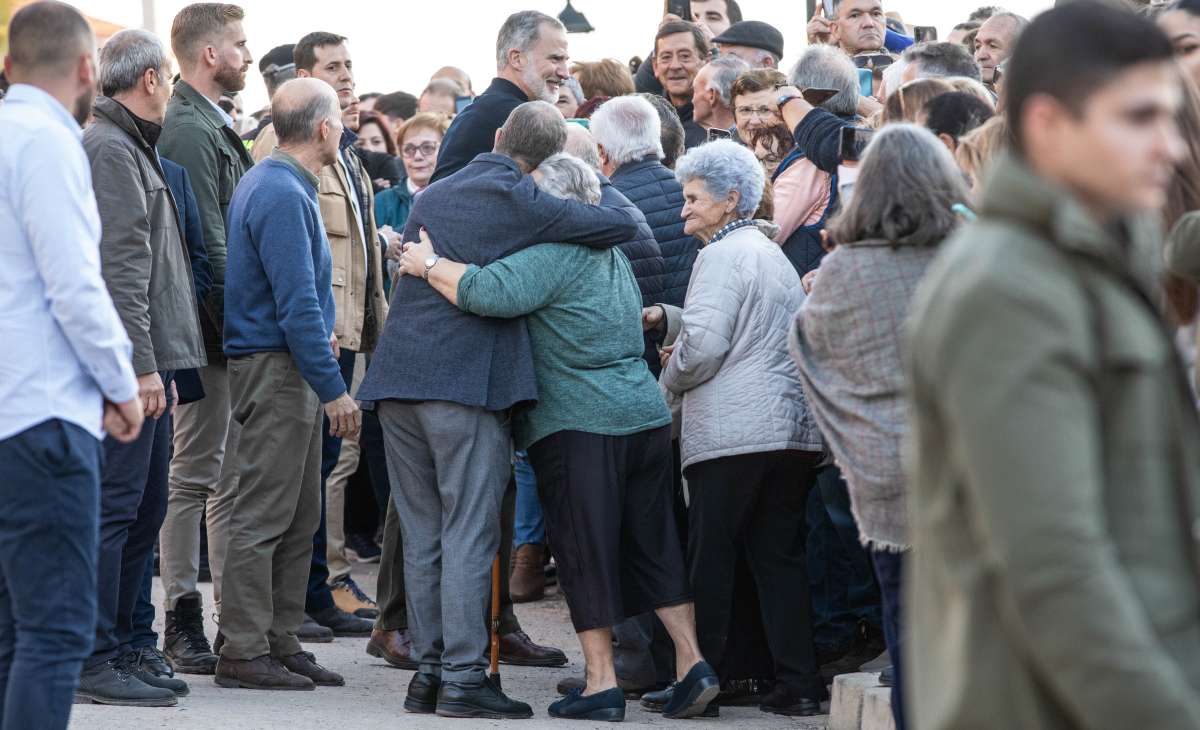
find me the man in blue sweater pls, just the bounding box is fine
[216,78,359,692]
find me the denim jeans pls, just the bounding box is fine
[0,419,102,729]
[513,451,545,547]
[872,550,906,730]
[90,374,174,667]
[131,553,157,650]
[807,465,882,651]
[306,349,356,614]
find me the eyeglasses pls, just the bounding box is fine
[735,106,780,120]
[401,142,439,159]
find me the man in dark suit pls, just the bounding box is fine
[431,10,568,183]
[358,100,638,719]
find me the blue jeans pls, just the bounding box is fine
[807,465,881,651]
[306,349,356,614]
[513,451,545,547]
[89,374,174,667]
[0,419,101,729]
[872,550,906,730]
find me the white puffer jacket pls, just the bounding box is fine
[660,222,823,470]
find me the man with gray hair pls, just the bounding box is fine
[0,2,143,725]
[216,77,357,692]
[691,54,748,137]
[974,11,1028,86]
[358,100,640,719]
[901,41,982,83]
[432,10,569,182]
[77,27,206,708]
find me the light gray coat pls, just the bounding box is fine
[660,222,822,470]
[84,96,205,375]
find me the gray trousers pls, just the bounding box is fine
[377,400,509,683]
[160,361,240,613]
[220,353,322,660]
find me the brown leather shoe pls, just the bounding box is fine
[498,630,567,667]
[214,655,314,691]
[366,628,419,670]
[509,543,546,603]
[279,652,344,687]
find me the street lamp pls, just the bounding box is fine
[558,0,594,33]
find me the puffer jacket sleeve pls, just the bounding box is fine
[661,244,745,395]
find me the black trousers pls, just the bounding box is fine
[528,426,690,632]
[684,449,825,697]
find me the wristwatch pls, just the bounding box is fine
[422,255,440,280]
[778,92,802,110]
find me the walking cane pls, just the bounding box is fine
[490,551,502,690]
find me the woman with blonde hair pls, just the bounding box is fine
[882,77,955,124]
[953,115,1011,197]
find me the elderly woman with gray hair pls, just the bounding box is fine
[645,139,826,717]
[789,124,973,730]
[398,153,719,722]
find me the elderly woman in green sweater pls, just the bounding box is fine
[397,153,719,722]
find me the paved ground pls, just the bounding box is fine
[71,562,827,729]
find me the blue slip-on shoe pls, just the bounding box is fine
[549,687,626,722]
[663,661,720,719]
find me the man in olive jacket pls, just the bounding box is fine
[157,2,255,675]
[905,5,1200,729]
[79,30,206,706]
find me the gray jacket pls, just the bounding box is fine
[84,97,205,374]
[660,222,822,470]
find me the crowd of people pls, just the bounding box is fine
[4,0,1200,728]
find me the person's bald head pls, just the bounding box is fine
[432,65,473,96]
[272,77,343,163]
[4,1,97,123]
[494,100,567,172]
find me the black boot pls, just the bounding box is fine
[436,675,534,719]
[309,606,373,637]
[164,593,219,675]
[76,657,178,707]
[128,647,190,696]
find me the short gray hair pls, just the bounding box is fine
[827,124,971,247]
[789,45,858,117]
[902,41,981,82]
[590,95,663,167]
[100,29,168,97]
[707,55,750,107]
[496,10,564,71]
[674,139,764,218]
[564,123,601,172]
[273,78,340,145]
[534,153,601,204]
[496,100,566,170]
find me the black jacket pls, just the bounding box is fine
[610,155,699,310]
[431,77,527,184]
[356,147,405,192]
[600,177,666,374]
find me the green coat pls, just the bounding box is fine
[159,80,254,359]
[905,154,1200,730]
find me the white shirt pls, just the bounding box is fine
[0,84,138,441]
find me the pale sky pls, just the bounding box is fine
[75,0,1054,114]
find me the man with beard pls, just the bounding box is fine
[251,31,387,640]
[652,20,710,149]
[431,11,569,183]
[0,2,142,726]
[157,1,255,677]
[420,9,573,673]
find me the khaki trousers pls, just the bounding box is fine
[160,362,240,613]
[324,354,364,583]
[220,353,322,660]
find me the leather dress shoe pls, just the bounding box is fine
[404,672,440,714]
[498,630,566,667]
[640,684,719,718]
[663,661,720,719]
[279,651,344,687]
[759,683,825,717]
[366,628,419,670]
[215,655,314,691]
[549,687,625,721]
[127,647,189,696]
[436,675,533,719]
[310,606,373,637]
[298,614,334,643]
